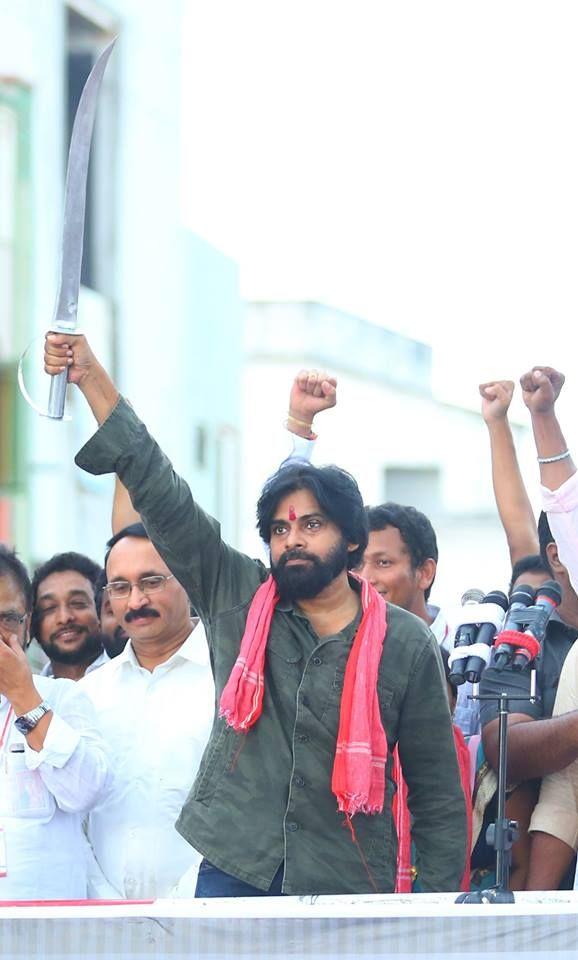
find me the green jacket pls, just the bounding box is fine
[76,397,467,895]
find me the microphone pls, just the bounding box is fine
[493,584,536,670]
[511,580,562,671]
[463,589,508,683]
[449,588,485,686]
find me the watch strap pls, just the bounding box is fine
[14,700,51,734]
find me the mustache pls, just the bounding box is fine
[50,625,85,642]
[276,549,319,569]
[124,607,161,624]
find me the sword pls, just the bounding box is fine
[46,38,116,419]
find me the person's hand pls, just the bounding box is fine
[520,366,565,416]
[288,370,337,435]
[0,633,37,709]
[44,332,99,387]
[479,380,515,424]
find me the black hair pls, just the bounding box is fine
[30,552,103,641]
[256,462,368,569]
[509,553,551,594]
[0,544,32,612]
[365,502,439,600]
[104,522,148,569]
[95,569,106,618]
[537,511,555,575]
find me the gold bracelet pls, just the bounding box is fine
[284,417,317,441]
[286,413,313,429]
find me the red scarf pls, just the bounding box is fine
[219,573,388,817]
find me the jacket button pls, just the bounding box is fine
[312,656,323,665]
[297,734,309,743]
[286,821,299,832]
[294,775,305,787]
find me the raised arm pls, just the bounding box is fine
[520,366,578,595]
[112,477,140,533]
[520,366,575,490]
[43,333,265,621]
[44,332,119,425]
[287,369,337,439]
[479,380,538,564]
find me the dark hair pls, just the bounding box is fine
[95,569,106,618]
[30,552,103,641]
[509,553,551,594]
[537,511,555,574]
[365,502,439,600]
[256,463,368,569]
[0,544,32,612]
[104,522,148,569]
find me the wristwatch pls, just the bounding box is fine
[14,701,51,734]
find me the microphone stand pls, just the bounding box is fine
[455,687,537,905]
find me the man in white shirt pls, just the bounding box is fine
[31,552,108,680]
[0,545,107,900]
[80,523,214,899]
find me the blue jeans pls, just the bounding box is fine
[195,859,285,897]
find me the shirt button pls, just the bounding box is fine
[286,821,299,832]
[312,656,323,665]
[294,775,305,787]
[297,734,309,743]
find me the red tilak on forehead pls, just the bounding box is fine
[288,505,297,521]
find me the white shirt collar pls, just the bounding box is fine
[118,619,209,671]
[40,649,110,678]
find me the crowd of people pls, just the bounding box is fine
[0,334,577,901]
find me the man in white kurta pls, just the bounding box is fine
[80,525,214,898]
[0,548,107,900]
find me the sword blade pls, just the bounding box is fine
[47,38,115,420]
[51,38,116,333]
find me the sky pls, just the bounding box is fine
[181,0,578,436]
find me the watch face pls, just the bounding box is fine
[14,716,34,734]
[14,703,49,735]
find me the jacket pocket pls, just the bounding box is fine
[191,720,238,804]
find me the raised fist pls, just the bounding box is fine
[479,380,515,424]
[519,367,565,415]
[288,369,337,428]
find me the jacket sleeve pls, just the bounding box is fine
[396,636,468,892]
[75,396,266,622]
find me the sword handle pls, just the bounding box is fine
[47,370,68,419]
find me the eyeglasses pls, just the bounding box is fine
[0,612,27,631]
[103,574,175,600]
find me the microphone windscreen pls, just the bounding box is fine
[461,588,485,605]
[536,580,562,606]
[483,590,508,611]
[508,583,536,607]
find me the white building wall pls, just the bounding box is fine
[0,0,243,565]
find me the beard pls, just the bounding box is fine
[40,627,104,666]
[271,537,350,602]
[102,625,129,659]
